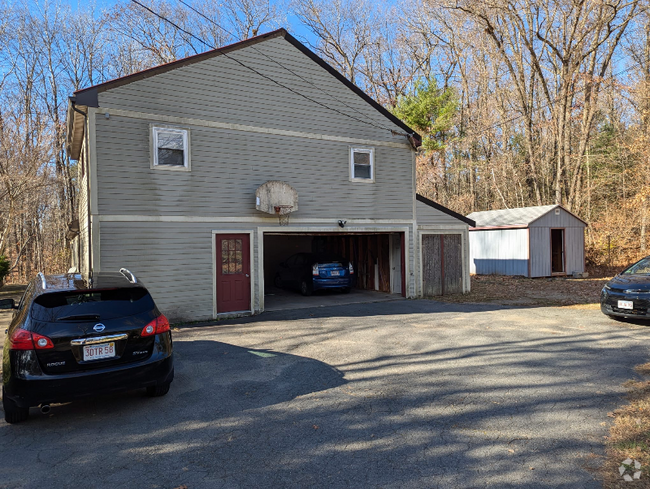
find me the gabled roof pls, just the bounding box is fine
[70,28,421,148]
[416,194,476,226]
[467,204,587,229]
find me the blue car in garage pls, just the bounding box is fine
[274,253,355,296]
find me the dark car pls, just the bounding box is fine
[601,255,650,320]
[274,253,354,296]
[0,269,174,423]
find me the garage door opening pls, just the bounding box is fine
[263,232,405,312]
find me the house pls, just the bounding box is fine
[467,205,587,277]
[66,29,473,321]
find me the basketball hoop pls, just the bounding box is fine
[256,181,298,225]
[274,205,293,226]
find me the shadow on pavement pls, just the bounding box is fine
[2,306,650,487]
[0,340,346,422]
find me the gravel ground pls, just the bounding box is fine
[1,299,650,488]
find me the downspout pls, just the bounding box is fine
[71,98,92,278]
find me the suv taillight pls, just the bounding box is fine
[349,262,354,274]
[312,264,319,276]
[141,314,171,337]
[9,329,54,350]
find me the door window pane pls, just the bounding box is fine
[221,239,243,274]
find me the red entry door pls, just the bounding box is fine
[216,234,251,313]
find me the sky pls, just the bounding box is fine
[61,0,315,45]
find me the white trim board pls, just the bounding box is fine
[99,107,412,149]
[98,214,416,225]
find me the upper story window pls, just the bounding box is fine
[151,126,190,171]
[350,147,374,183]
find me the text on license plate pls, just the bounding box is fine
[618,300,634,310]
[330,270,340,276]
[83,342,115,361]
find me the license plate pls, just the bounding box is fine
[83,342,115,361]
[330,270,340,276]
[618,300,634,310]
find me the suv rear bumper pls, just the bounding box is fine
[4,354,174,408]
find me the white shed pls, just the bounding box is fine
[467,205,587,277]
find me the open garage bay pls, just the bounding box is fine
[263,232,404,311]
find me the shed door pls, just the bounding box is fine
[422,234,463,296]
[216,234,251,313]
[551,228,565,274]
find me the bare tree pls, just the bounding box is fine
[292,0,378,84]
[221,0,285,39]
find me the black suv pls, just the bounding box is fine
[0,270,174,423]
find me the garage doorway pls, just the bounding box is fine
[263,232,405,312]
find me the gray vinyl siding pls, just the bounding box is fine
[97,37,406,145]
[416,201,468,226]
[469,229,529,276]
[95,114,413,220]
[90,34,424,320]
[100,221,217,322]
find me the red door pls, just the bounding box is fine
[216,234,251,313]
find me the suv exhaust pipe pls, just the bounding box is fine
[40,404,51,414]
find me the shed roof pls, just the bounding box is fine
[467,205,586,229]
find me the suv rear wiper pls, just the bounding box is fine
[56,314,100,321]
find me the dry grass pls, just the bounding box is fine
[603,368,650,488]
[436,274,611,308]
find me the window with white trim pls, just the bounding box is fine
[350,147,374,182]
[152,126,190,170]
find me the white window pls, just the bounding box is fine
[151,126,190,171]
[350,147,374,182]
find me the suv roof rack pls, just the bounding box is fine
[37,272,47,289]
[119,268,137,284]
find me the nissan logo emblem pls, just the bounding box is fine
[93,323,106,333]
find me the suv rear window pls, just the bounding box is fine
[31,288,155,322]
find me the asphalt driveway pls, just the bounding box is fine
[1,300,650,488]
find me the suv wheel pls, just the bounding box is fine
[146,381,171,397]
[300,280,312,296]
[3,388,29,424]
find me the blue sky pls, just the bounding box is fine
[61,0,315,45]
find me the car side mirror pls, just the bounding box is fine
[0,298,16,310]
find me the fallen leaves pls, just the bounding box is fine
[435,274,611,308]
